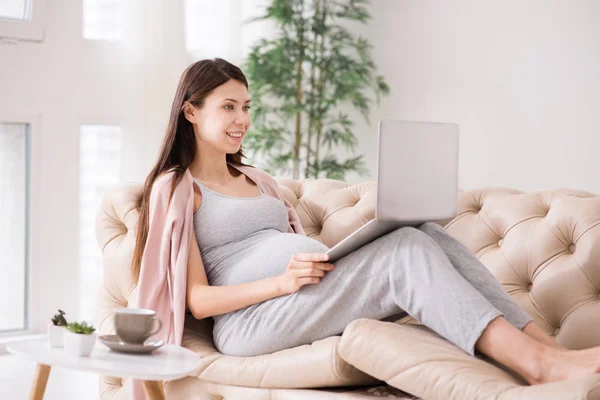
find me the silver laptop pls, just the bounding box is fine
[325,120,459,262]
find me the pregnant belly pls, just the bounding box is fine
[204,231,329,286]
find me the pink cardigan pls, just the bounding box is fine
[131,163,305,398]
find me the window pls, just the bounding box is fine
[0,0,31,21]
[79,124,121,323]
[83,0,124,41]
[0,123,30,332]
[0,0,47,42]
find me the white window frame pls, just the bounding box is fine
[0,114,42,353]
[0,0,48,42]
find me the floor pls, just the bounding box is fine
[0,354,98,399]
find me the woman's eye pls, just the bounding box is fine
[224,105,250,111]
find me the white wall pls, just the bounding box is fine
[358,0,600,192]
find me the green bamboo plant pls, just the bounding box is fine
[244,0,389,180]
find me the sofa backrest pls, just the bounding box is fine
[96,178,600,350]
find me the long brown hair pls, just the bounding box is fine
[132,58,250,281]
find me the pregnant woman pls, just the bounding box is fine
[133,58,600,386]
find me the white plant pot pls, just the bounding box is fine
[47,323,66,348]
[63,331,96,357]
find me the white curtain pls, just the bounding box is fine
[120,0,188,183]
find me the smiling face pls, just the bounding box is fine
[184,79,252,155]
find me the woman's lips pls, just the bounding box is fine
[226,132,244,142]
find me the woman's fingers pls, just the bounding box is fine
[292,253,330,262]
[291,261,334,271]
[293,268,325,278]
[296,277,321,286]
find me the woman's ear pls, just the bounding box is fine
[182,102,197,124]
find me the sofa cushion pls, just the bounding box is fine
[339,319,600,400]
[181,314,378,389]
[443,188,600,350]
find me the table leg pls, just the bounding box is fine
[29,363,51,400]
[142,380,166,400]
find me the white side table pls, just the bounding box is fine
[7,339,202,400]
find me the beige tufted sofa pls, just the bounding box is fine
[96,177,600,400]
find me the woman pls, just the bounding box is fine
[134,58,600,386]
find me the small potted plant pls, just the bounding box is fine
[63,321,96,357]
[48,310,68,347]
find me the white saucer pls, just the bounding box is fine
[98,335,164,354]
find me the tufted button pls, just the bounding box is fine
[527,283,532,291]
[498,239,504,247]
[568,244,575,253]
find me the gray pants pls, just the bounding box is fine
[213,223,532,357]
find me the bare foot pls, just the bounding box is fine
[526,347,600,385]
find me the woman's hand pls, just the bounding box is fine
[277,253,335,295]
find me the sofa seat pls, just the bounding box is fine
[179,315,378,389]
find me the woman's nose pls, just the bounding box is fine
[235,113,250,127]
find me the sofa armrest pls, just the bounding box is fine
[338,319,600,400]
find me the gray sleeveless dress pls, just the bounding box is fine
[193,178,531,357]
